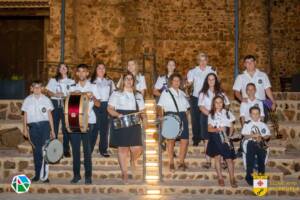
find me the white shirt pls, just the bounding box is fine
[135,74,147,92]
[46,77,75,99]
[241,120,270,137]
[208,109,235,128]
[187,65,216,97]
[198,90,230,111]
[21,94,54,124]
[240,98,265,121]
[154,75,169,91]
[233,69,271,100]
[108,91,145,111]
[158,88,190,112]
[93,77,116,102]
[117,73,147,93]
[69,81,101,124]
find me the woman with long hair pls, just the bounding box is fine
[198,73,230,168]
[46,63,74,157]
[117,59,147,96]
[207,95,237,188]
[90,61,116,157]
[153,59,177,97]
[107,72,145,183]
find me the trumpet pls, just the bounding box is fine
[250,125,269,151]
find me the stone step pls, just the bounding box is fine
[0,179,299,196]
[16,139,287,156]
[1,150,299,180]
[0,120,22,131]
[19,165,284,182]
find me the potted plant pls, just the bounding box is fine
[0,74,26,99]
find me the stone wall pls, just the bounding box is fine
[270,0,300,89]
[1,92,299,123]
[0,101,22,121]
[43,0,300,92]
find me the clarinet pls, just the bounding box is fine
[219,128,234,150]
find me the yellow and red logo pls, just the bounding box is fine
[253,174,268,196]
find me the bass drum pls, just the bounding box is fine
[161,114,183,139]
[64,94,89,133]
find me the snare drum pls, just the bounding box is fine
[113,112,142,129]
[161,114,183,139]
[64,94,89,133]
[43,139,63,163]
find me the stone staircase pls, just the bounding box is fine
[0,93,300,196]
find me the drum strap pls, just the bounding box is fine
[167,89,180,115]
[167,89,183,130]
[134,93,139,112]
[40,143,49,181]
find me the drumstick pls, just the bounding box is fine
[123,111,143,116]
[131,111,143,115]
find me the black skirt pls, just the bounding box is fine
[206,132,236,159]
[109,109,143,148]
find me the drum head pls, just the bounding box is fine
[79,94,89,132]
[45,139,63,163]
[161,115,181,139]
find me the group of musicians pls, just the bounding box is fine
[21,52,276,187]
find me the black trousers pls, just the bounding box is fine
[93,102,109,154]
[51,99,70,154]
[263,103,270,123]
[245,140,267,185]
[28,121,50,178]
[69,124,95,179]
[190,96,201,144]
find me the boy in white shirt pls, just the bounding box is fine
[68,64,101,185]
[241,106,271,186]
[240,83,265,126]
[21,80,55,183]
[233,55,276,121]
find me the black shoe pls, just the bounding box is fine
[42,179,50,183]
[100,152,110,158]
[193,142,199,147]
[31,176,39,182]
[85,178,92,185]
[245,177,253,186]
[64,151,71,158]
[70,177,81,184]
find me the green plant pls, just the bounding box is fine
[10,74,23,80]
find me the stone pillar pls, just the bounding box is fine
[239,0,271,73]
[46,0,77,76]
